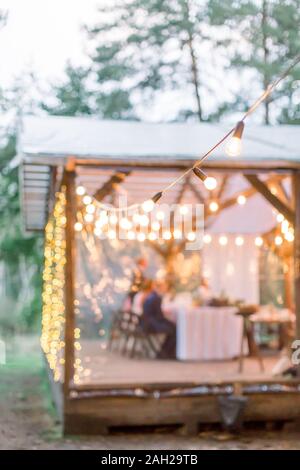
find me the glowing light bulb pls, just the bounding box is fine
[133,213,141,224]
[209,201,219,213]
[163,230,172,240]
[275,235,283,246]
[137,232,146,242]
[127,231,136,240]
[84,213,94,223]
[235,236,244,246]
[120,218,132,230]
[148,232,157,241]
[179,205,189,215]
[173,229,182,239]
[156,210,165,220]
[76,186,86,196]
[187,231,196,241]
[281,220,289,234]
[107,230,116,240]
[86,204,95,214]
[139,215,149,227]
[219,235,228,246]
[203,234,212,244]
[255,236,263,247]
[237,195,246,205]
[94,227,102,237]
[151,221,160,231]
[109,214,118,225]
[83,195,92,205]
[204,177,217,191]
[142,199,155,213]
[285,232,294,242]
[225,121,244,157]
[74,222,83,232]
[276,213,284,223]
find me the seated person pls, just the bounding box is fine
[132,279,153,316]
[128,257,148,302]
[195,276,212,306]
[141,279,176,359]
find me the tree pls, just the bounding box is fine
[207,0,300,124]
[85,0,224,121]
[41,64,93,116]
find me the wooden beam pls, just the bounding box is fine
[63,168,77,400]
[244,174,295,225]
[93,170,130,202]
[293,172,300,340]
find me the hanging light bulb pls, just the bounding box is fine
[151,192,163,204]
[156,210,165,220]
[219,235,228,246]
[107,229,117,240]
[109,214,118,225]
[203,234,212,244]
[83,195,92,205]
[84,213,94,223]
[119,217,132,230]
[225,121,244,157]
[86,204,95,214]
[151,221,160,231]
[142,199,155,213]
[285,231,294,242]
[76,186,86,196]
[148,232,157,241]
[187,231,196,241]
[255,236,263,247]
[209,201,219,213]
[237,195,246,205]
[139,214,149,227]
[163,230,172,240]
[127,231,136,240]
[275,235,283,246]
[74,222,83,232]
[277,213,284,223]
[173,229,182,239]
[179,205,189,215]
[137,232,146,242]
[193,168,217,191]
[235,236,244,246]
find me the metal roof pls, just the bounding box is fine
[19,115,297,232]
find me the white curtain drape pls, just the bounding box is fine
[203,234,259,304]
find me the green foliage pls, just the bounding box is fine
[207,0,300,124]
[0,132,43,333]
[41,64,93,116]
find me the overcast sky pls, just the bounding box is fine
[0,0,100,86]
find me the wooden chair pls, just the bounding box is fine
[109,310,161,358]
[236,307,264,373]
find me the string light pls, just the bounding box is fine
[151,221,161,231]
[203,234,212,244]
[83,195,92,205]
[173,229,182,239]
[237,195,246,205]
[148,232,157,241]
[209,201,219,213]
[179,205,189,215]
[86,204,95,214]
[187,231,196,242]
[137,232,146,242]
[193,167,217,190]
[163,230,172,240]
[142,199,155,213]
[120,217,132,230]
[74,222,83,232]
[275,235,283,246]
[139,214,149,227]
[84,213,94,223]
[285,232,294,242]
[219,235,228,246]
[109,214,118,225]
[255,236,263,247]
[277,213,284,223]
[76,186,86,196]
[73,56,300,212]
[225,121,244,157]
[156,210,165,220]
[235,236,244,246]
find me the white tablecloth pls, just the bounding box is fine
[176,306,243,361]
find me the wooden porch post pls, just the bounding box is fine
[63,166,76,400]
[293,172,300,340]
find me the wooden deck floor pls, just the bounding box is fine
[77,340,281,387]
